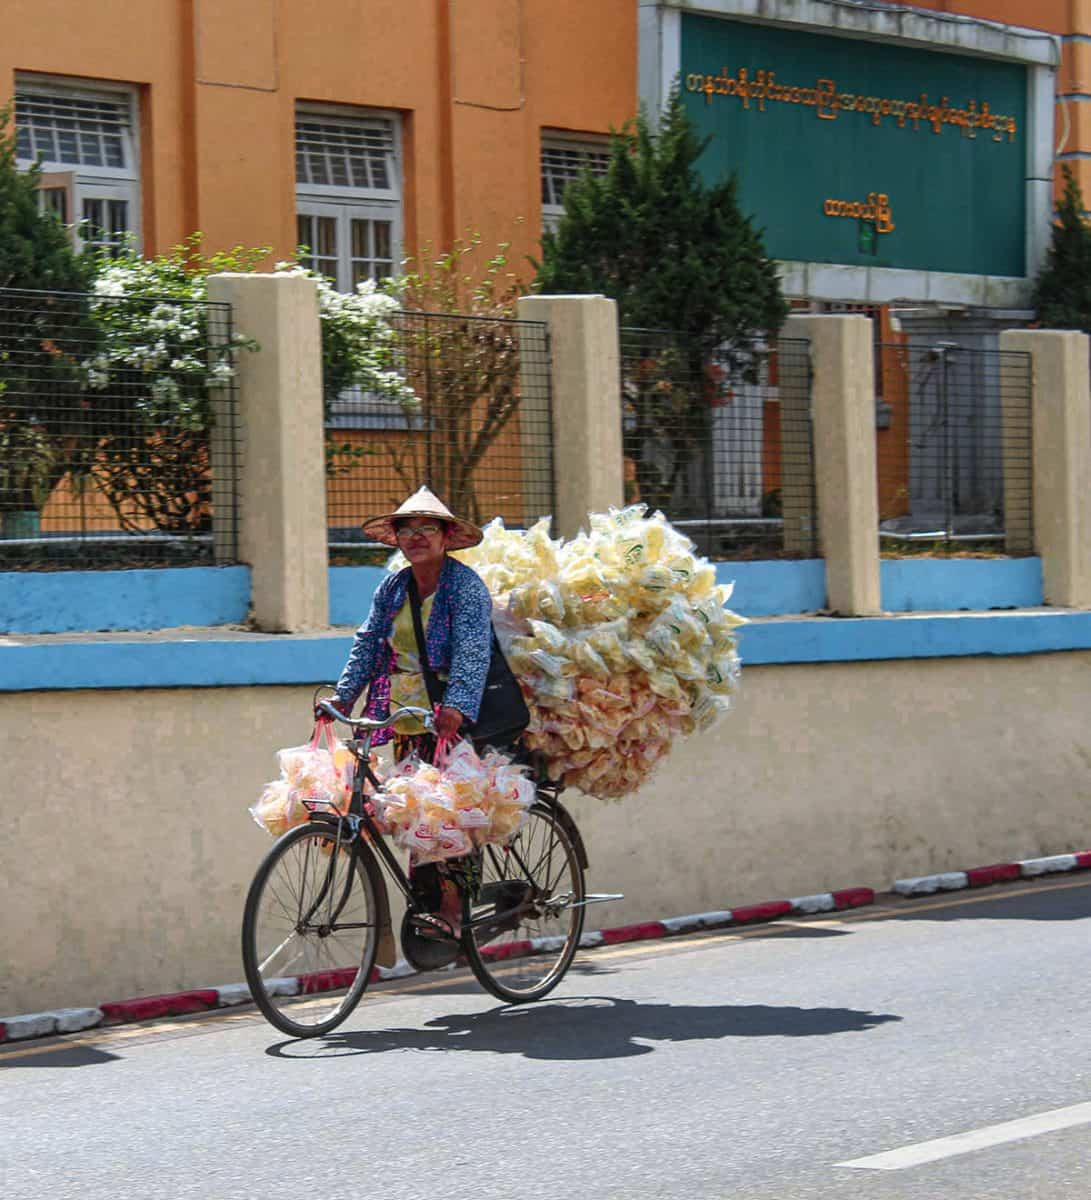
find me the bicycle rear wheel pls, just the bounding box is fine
[242,822,379,1038]
[462,802,585,1003]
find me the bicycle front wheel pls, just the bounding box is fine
[241,822,379,1038]
[463,802,585,1003]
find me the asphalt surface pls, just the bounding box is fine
[3,875,1090,1199]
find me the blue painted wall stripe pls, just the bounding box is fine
[880,558,1043,612]
[4,611,1090,693]
[0,566,251,634]
[329,565,386,627]
[328,561,827,624]
[716,559,825,616]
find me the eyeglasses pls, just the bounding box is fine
[395,522,445,540]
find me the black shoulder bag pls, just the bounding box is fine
[406,576,530,745]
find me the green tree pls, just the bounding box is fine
[0,102,89,293]
[0,101,92,525]
[1033,165,1091,331]
[534,90,787,512]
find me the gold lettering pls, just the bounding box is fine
[817,79,837,120]
[821,190,896,237]
[682,62,1019,144]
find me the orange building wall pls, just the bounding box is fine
[900,0,1091,203]
[3,0,636,272]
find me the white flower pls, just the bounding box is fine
[93,277,126,298]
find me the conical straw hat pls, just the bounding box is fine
[361,486,483,550]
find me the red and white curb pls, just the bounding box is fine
[893,850,1091,896]
[3,852,1088,1046]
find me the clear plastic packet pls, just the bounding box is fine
[436,821,471,858]
[570,638,610,680]
[527,618,568,655]
[707,651,740,693]
[535,579,566,623]
[249,781,306,838]
[623,638,657,673]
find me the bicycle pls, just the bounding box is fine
[242,701,619,1038]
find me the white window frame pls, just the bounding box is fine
[14,74,141,254]
[296,104,406,431]
[541,132,611,234]
[295,103,403,293]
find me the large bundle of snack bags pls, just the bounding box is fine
[250,506,742,846]
[455,505,744,799]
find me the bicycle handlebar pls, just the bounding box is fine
[315,699,436,733]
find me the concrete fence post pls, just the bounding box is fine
[786,314,881,615]
[1000,329,1091,608]
[517,294,625,539]
[207,272,329,632]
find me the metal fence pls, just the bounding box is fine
[0,286,241,569]
[619,329,816,559]
[326,310,554,558]
[875,342,1033,552]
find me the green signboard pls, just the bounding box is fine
[680,14,1028,277]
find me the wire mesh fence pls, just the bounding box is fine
[0,286,241,569]
[326,310,554,560]
[875,342,1033,554]
[619,329,816,559]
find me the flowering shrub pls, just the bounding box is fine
[83,239,419,529]
[87,241,418,426]
[272,262,418,411]
[87,240,263,430]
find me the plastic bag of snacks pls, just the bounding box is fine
[250,718,360,837]
[444,505,745,800]
[374,739,535,863]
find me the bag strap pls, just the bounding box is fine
[406,574,445,711]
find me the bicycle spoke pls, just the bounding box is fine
[243,825,379,1037]
[463,804,585,1003]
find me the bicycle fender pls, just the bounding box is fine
[548,798,589,871]
[360,846,397,968]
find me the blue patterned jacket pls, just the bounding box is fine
[335,556,493,725]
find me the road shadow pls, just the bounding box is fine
[892,878,1091,923]
[0,1043,120,1070]
[266,995,901,1062]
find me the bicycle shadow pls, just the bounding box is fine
[266,995,901,1062]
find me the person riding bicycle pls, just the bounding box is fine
[327,487,494,938]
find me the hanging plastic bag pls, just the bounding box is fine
[251,717,353,837]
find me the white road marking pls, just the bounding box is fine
[839,1101,1091,1170]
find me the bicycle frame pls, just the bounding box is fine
[303,734,577,940]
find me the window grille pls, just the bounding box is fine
[541,136,611,231]
[541,139,611,207]
[295,108,402,295]
[295,115,397,195]
[15,89,132,171]
[14,80,140,254]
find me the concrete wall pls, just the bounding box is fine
[3,645,1089,1016]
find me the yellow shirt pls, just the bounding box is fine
[388,594,447,734]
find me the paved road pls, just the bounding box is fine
[3,875,1090,1199]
